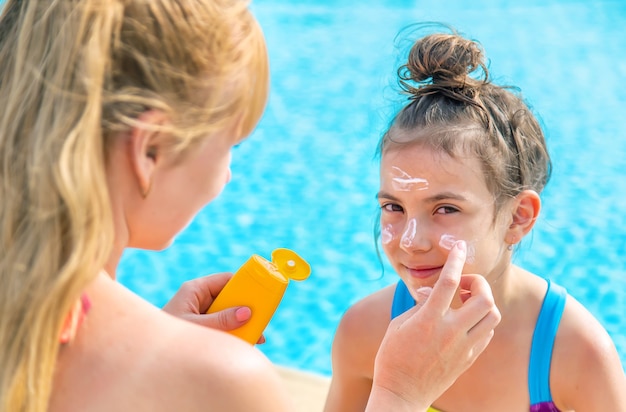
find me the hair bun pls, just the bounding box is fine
[398,32,488,97]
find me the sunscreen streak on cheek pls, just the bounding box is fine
[391,166,429,191]
[439,234,476,263]
[401,218,417,248]
[381,224,395,245]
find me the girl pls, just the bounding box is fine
[324,28,626,412]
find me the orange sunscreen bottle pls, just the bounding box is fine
[206,248,311,344]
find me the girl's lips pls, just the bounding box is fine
[406,265,442,280]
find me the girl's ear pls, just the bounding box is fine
[127,110,168,198]
[505,190,541,246]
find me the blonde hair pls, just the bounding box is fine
[0,0,268,410]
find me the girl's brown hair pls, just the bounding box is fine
[378,25,551,210]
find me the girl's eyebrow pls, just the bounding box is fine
[376,191,399,201]
[425,191,468,203]
[377,190,468,203]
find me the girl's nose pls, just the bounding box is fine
[399,218,430,253]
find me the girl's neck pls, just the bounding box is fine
[488,263,545,334]
[487,262,520,316]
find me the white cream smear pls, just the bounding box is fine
[439,233,476,263]
[400,218,418,248]
[391,166,429,191]
[381,224,395,245]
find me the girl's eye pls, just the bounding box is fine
[435,205,459,215]
[382,203,403,213]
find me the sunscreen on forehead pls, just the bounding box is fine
[207,248,311,344]
[391,166,428,191]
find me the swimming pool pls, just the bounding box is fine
[118,0,626,376]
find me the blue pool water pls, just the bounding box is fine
[117,0,626,376]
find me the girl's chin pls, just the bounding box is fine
[402,276,438,293]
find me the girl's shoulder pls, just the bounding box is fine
[522,274,619,379]
[556,290,619,366]
[338,284,396,338]
[550,290,626,410]
[331,284,396,376]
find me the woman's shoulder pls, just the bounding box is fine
[144,312,292,411]
[53,279,291,411]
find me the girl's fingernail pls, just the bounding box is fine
[455,240,467,252]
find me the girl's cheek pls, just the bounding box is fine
[439,233,477,264]
[381,223,396,245]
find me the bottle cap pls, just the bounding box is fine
[271,248,311,281]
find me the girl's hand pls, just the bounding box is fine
[367,241,501,411]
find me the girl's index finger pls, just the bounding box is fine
[423,240,467,315]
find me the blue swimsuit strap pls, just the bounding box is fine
[392,279,567,409]
[528,280,567,405]
[391,280,414,319]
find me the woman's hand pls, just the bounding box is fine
[367,241,501,411]
[163,272,265,343]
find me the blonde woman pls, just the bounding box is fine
[0,1,500,411]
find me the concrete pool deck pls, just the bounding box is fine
[276,366,331,412]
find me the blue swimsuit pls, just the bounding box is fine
[391,279,567,412]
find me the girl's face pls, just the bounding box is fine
[378,144,510,299]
